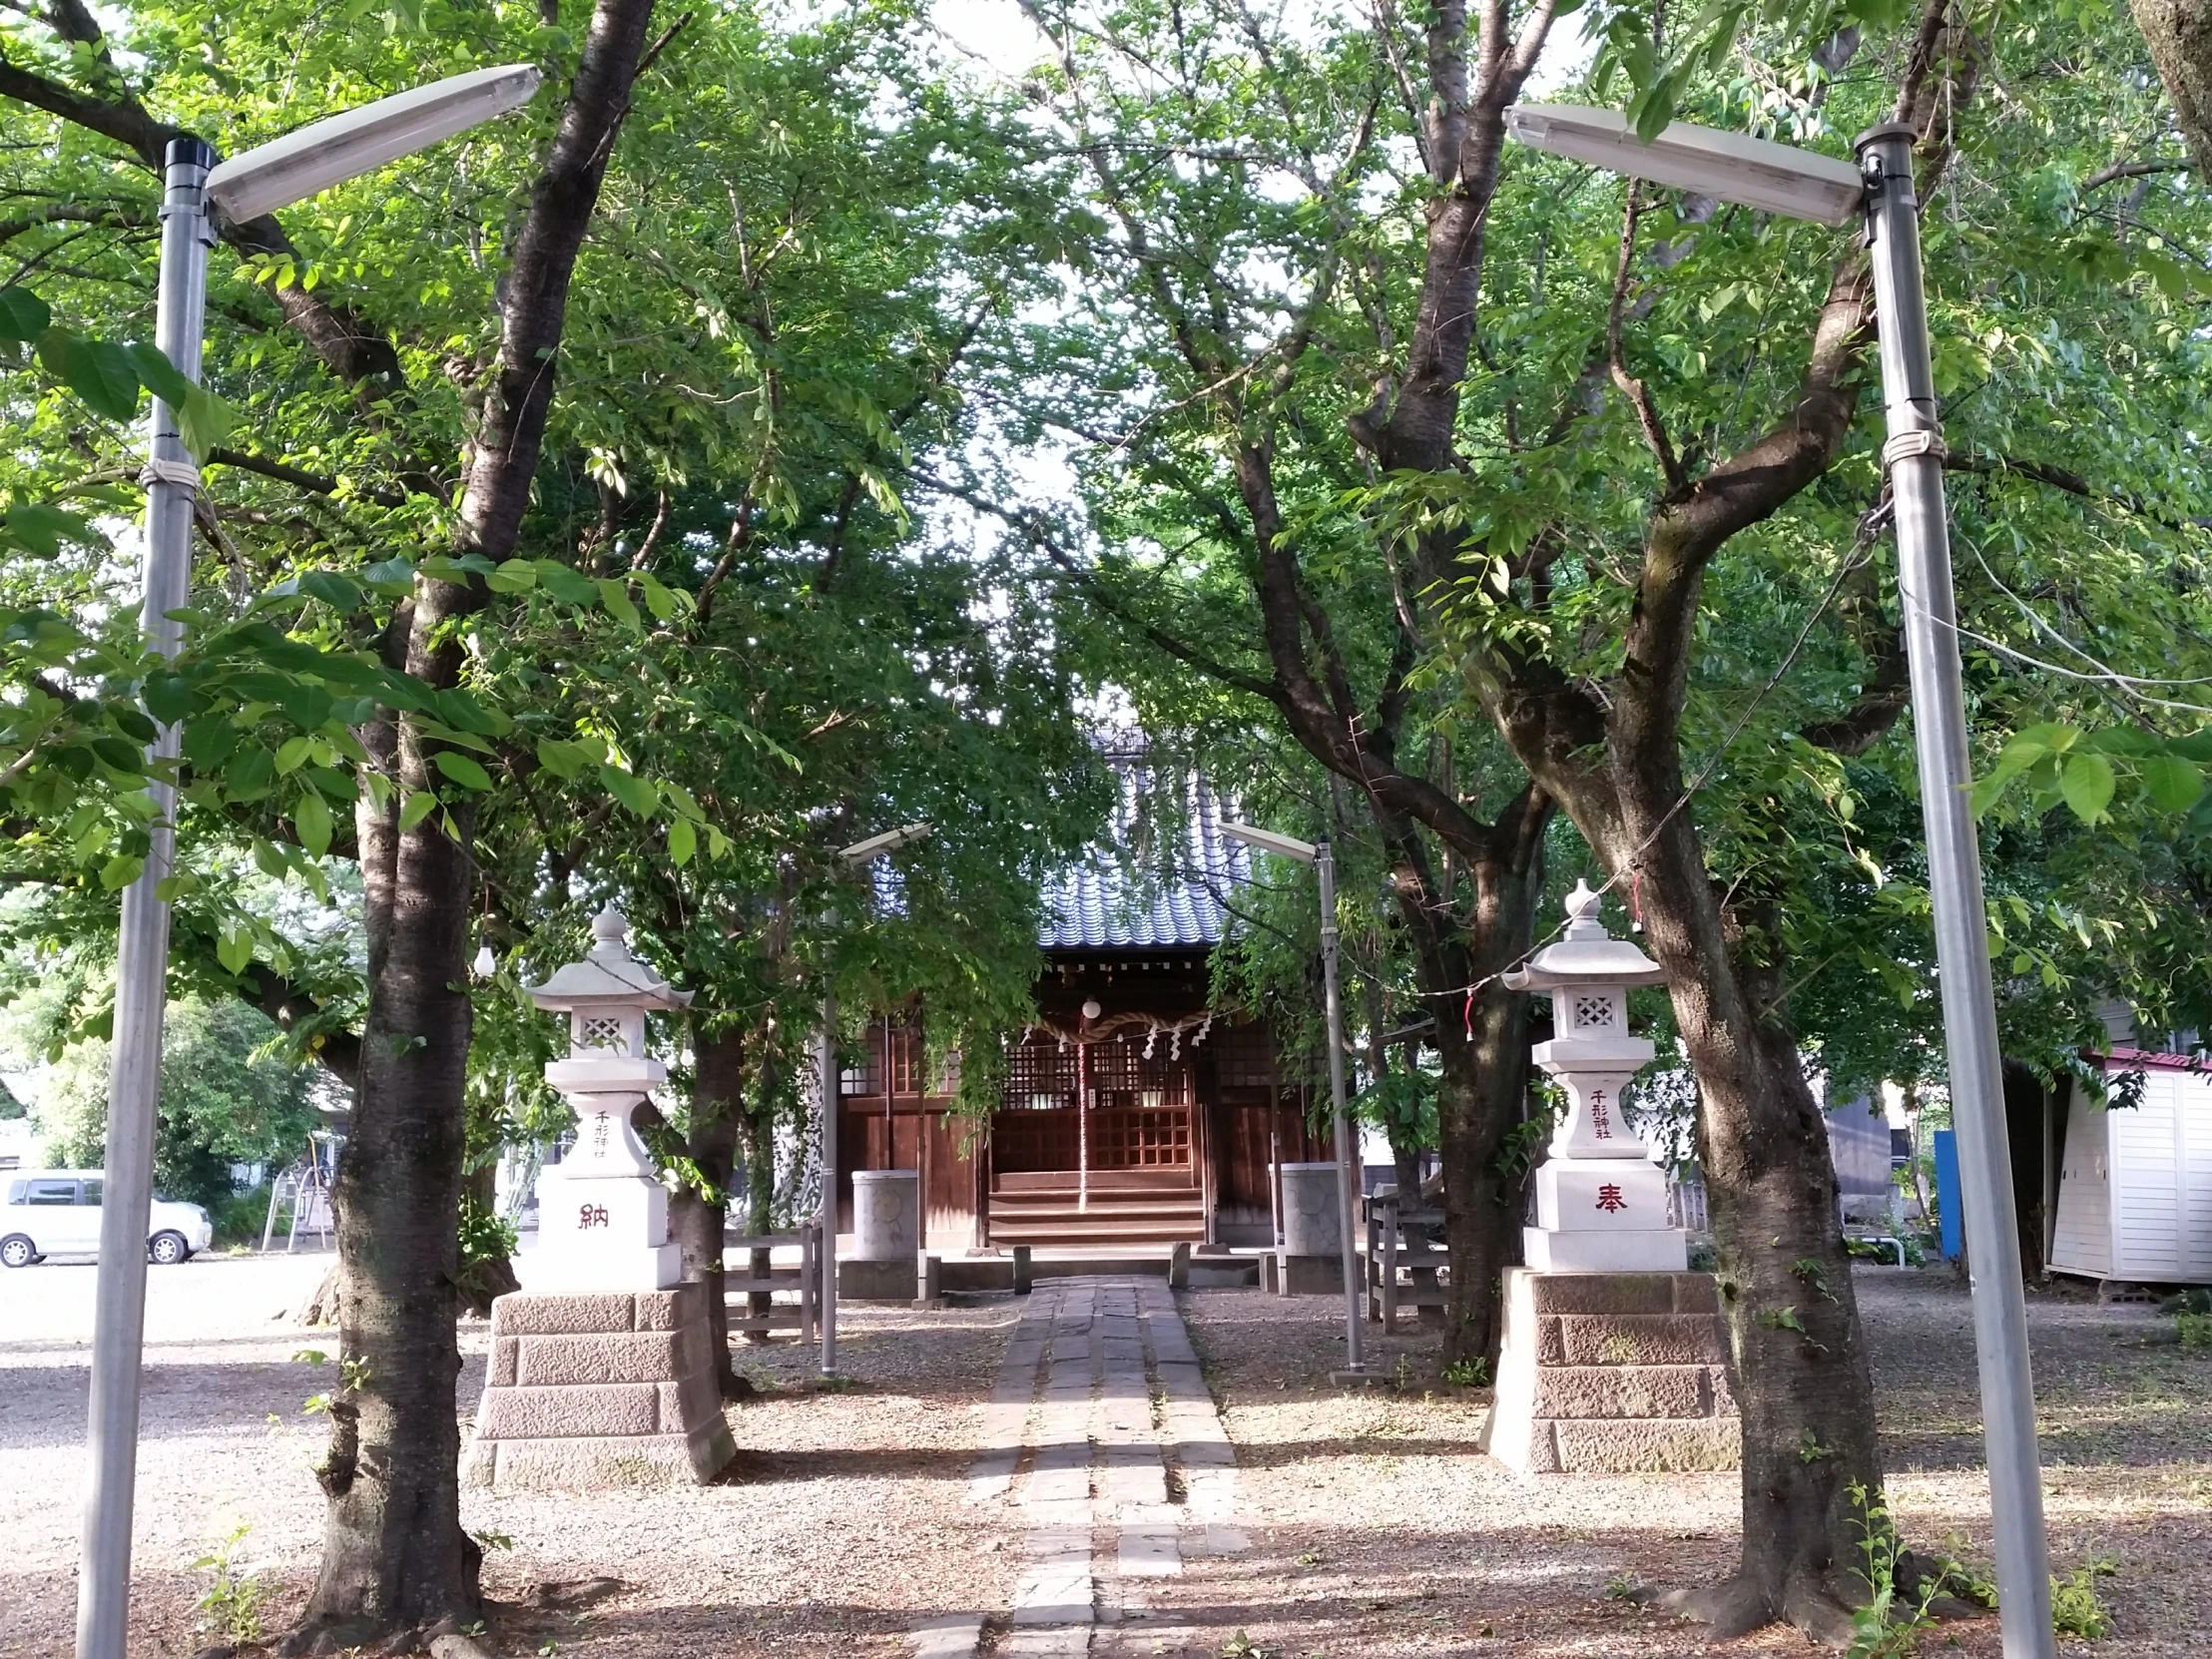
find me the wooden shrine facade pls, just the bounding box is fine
[830,945,1331,1251]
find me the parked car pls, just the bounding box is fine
[1,1171,214,1267]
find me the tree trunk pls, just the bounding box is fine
[292,778,482,1646]
[674,1025,745,1396]
[2001,1059,2050,1283]
[1607,815,1881,1642]
[2130,0,2212,177]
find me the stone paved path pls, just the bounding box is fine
[910,1276,1247,1658]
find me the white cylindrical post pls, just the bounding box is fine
[1318,841,1366,1374]
[820,995,839,1374]
[1858,121,2052,1659]
[77,135,217,1659]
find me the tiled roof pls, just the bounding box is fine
[1039,740,1250,949]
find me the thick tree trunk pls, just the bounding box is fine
[675,1026,745,1395]
[2130,0,2212,176]
[737,1064,779,1338]
[292,778,482,1646]
[1610,816,1881,1642]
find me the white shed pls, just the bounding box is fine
[2049,1051,2212,1283]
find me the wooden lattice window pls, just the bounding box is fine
[1210,1022,1278,1089]
[1005,1034,1077,1109]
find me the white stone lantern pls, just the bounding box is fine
[1503,880,1684,1271]
[525,904,694,1291]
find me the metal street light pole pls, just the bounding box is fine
[1500,102,2053,1657]
[75,136,215,1659]
[76,68,539,1659]
[1223,822,1366,1376]
[1857,121,2054,1656]
[1314,837,1368,1377]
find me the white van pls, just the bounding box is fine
[1,1171,214,1267]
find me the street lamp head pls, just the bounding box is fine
[838,822,932,864]
[1222,820,1319,865]
[206,63,542,224]
[1503,104,1865,227]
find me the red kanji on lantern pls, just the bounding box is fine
[1595,1183,1626,1213]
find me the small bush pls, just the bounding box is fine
[1442,1357,1489,1387]
[193,1522,265,1645]
[2051,1563,2114,1639]
[212,1186,274,1249]
[2177,1312,2212,1354]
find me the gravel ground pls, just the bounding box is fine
[0,1251,1018,1659]
[3,1258,2205,1657]
[1149,1269,2212,1658]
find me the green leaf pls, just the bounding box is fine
[5,502,98,557]
[123,341,191,407]
[534,560,599,605]
[599,764,659,818]
[100,852,145,891]
[2140,754,2203,814]
[226,747,275,802]
[178,384,240,463]
[667,815,696,867]
[275,735,313,774]
[637,572,678,622]
[535,738,587,781]
[144,673,202,726]
[596,577,642,630]
[61,336,142,422]
[433,751,494,792]
[483,560,538,594]
[292,789,333,857]
[398,791,439,831]
[0,285,51,341]
[216,925,254,976]
[2059,751,2116,824]
[361,557,415,596]
[299,571,364,611]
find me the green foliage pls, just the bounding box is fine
[2176,1311,2212,1354]
[1441,1357,1490,1387]
[2051,1561,2117,1640]
[15,990,318,1208]
[1843,1482,1939,1658]
[191,1522,266,1646]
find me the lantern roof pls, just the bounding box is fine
[525,905,694,1012]
[1503,881,1668,992]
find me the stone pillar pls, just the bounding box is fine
[1481,883,1736,1472]
[1276,1161,1343,1294]
[842,1168,919,1301]
[463,906,733,1488]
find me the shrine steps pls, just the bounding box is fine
[985,1181,1206,1248]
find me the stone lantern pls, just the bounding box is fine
[1504,879,1683,1272]
[525,904,694,1292]
[1482,879,1737,1475]
[464,905,733,1490]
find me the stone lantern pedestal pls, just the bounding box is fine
[464,907,735,1489]
[1477,883,1739,1473]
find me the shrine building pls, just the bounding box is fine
[829,749,1331,1254]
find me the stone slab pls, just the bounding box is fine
[1275,1253,1344,1296]
[1530,1363,1717,1419]
[635,1282,704,1332]
[1523,1226,1687,1272]
[1549,1414,1741,1472]
[513,1330,684,1386]
[1543,1313,1729,1369]
[490,1292,636,1337]
[466,1424,732,1489]
[841,1257,919,1301]
[476,1382,659,1439]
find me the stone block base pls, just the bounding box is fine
[465,1282,734,1489]
[1523,1226,1689,1272]
[840,1256,918,1301]
[1274,1252,1343,1296]
[1480,1266,1738,1474]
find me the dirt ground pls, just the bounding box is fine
[1,1256,2206,1657]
